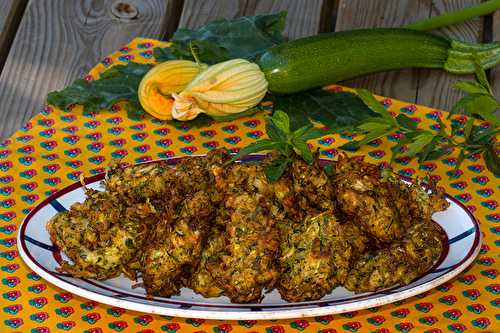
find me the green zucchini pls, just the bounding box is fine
[257,28,500,94]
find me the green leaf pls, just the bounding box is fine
[396,114,418,131]
[358,123,393,145]
[265,158,291,182]
[339,140,360,152]
[454,149,467,173]
[474,59,492,93]
[295,126,328,141]
[425,149,449,161]
[270,90,379,131]
[266,118,287,142]
[448,94,477,119]
[405,132,436,157]
[417,136,439,163]
[323,164,333,176]
[355,89,396,125]
[154,12,286,64]
[453,80,489,95]
[483,144,500,176]
[463,118,475,142]
[390,135,411,163]
[470,126,500,145]
[291,138,313,164]
[271,110,291,134]
[226,139,286,165]
[46,63,152,118]
[465,94,500,126]
[357,122,392,133]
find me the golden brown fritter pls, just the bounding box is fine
[278,212,352,302]
[333,155,414,243]
[289,157,335,217]
[344,221,445,293]
[47,189,156,280]
[188,226,225,298]
[105,157,211,211]
[141,191,214,297]
[208,160,282,303]
[49,149,450,303]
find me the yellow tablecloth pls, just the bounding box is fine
[0,38,498,333]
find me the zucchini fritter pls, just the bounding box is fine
[142,191,214,297]
[344,221,445,293]
[47,189,155,280]
[105,157,211,210]
[188,226,225,298]
[278,212,352,302]
[208,161,282,303]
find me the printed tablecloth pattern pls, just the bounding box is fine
[0,38,498,333]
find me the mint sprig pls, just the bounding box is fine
[339,73,499,176]
[226,111,328,181]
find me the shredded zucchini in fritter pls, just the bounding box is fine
[47,149,449,303]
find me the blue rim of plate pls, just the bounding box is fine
[17,154,482,319]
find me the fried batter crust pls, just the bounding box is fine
[208,159,282,303]
[278,212,352,302]
[47,189,155,280]
[142,191,214,297]
[344,222,445,293]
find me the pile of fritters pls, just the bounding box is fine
[47,149,448,303]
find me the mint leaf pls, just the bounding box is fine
[295,126,328,141]
[396,114,418,131]
[291,137,313,164]
[405,132,436,157]
[355,89,396,125]
[454,80,489,95]
[271,110,291,134]
[266,118,287,142]
[339,141,360,152]
[465,94,499,126]
[265,158,291,182]
[484,144,500,176]
[226,139,286,165]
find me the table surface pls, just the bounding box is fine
[0,0,498,140]
[0,2,499,333]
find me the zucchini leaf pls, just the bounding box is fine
[47,63,152,119]
[154,12,287,64]
[270,90,379,131]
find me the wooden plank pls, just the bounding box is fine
[490,9,500,103]
[0,0,28,72]
[250,0,330,39]
[416,0,482,111]
[0,0,175,139]
[178,0,330,40]
[335,0,430,104]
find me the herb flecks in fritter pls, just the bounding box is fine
[344,222,445,293]
[48,149,450,303]
[188,226,226,298]
[278,212,352,302]
[208,160,282,303]
[47,189,156,280]
[142,190,214,297]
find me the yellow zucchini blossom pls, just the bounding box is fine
[138,60,207,120]
[171,59,268,121]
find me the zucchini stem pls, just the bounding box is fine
[445,40,500,73]
[404,0,500,31]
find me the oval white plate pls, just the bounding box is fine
[17,156,482,320]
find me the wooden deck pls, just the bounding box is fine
[0,0,497,139]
